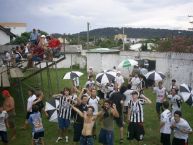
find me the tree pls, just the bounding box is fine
[141,43,148,51]
[11,30,48,45]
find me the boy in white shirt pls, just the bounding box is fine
[160,101,172,145]
[153,81,166,118]
[0,104,9,145]
[130,74,141,90]
[167,88,182,116]
[171,111,192,145]
[115,71,124,89]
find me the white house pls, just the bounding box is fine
[0,22,27,36]
[0,25,16,45]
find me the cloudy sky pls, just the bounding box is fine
[1,0,193,34]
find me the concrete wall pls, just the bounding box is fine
[121,51,193,87]
[10,27,26,36]
[86,51,193,88]
[101,53,120,71]
[87,53,102,72]
[0,31,10,45]
[37,53,87,69]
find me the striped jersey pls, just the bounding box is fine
[128,99,145,123]
[58,95,77,119]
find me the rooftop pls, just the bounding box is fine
[0,22,27,27]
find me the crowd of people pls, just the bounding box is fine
[2,28,62,68]
[0,68,193,145]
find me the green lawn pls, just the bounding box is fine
[4,68,193,145]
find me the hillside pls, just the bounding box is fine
[72,27,193,38]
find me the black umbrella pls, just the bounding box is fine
[179,83,193,106]
[63,71,83,80]
[145,71,165,81]
[45,98,59,122]
[96,70,116,84]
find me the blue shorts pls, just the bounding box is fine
[58,117,70,129]
[80,135,93,145]
[99,128,114,145]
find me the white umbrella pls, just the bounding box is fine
[96,70,116,84]
[45,98,59,122]
[145,71,165,81]
[63,71,83,80]
[179,83,193,106]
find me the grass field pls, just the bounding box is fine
[3,68,193,145]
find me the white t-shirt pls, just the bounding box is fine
[123,89,133,106]
[27,94,37,112]
[171,117,192,140]
[5,52,11,61]
[115,76,124,87]
[167,94,181,114]
[131,77,141,90]
[0,111,8,131]
[87,96,100,115]
[153,87,166,103]
[160,109,172,134]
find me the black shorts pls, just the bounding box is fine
[172,138,188,145]
[156,102,163,114]
[114,116,123,128]
[26,112,32,119]
[32,131,44,140]
[0,131,8,143]
[161,133,171,145]
[127,122,145,141]
[73,123,83,142]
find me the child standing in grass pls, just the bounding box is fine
[0,103,9,145]
[28,105,45,145]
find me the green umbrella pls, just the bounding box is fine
[118,59,138,69]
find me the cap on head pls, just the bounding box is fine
[41,35,46,38]
[2,90,10,97]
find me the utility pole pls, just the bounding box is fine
[87,22,90,49]
[188,15,193,31]
[122,27,125,51]
[77,33,80,44]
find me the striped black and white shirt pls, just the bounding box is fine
[58,95,77,119]
[128,99,145,123]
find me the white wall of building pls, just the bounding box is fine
[0,31,10,45]
[87,53,102,73]
[101,53,120,71]
[36,53,86,69]
[10,27,26,36]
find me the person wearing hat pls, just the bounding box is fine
[127,91,152,145]
[2,90,16,140]
[115,71,124,90]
